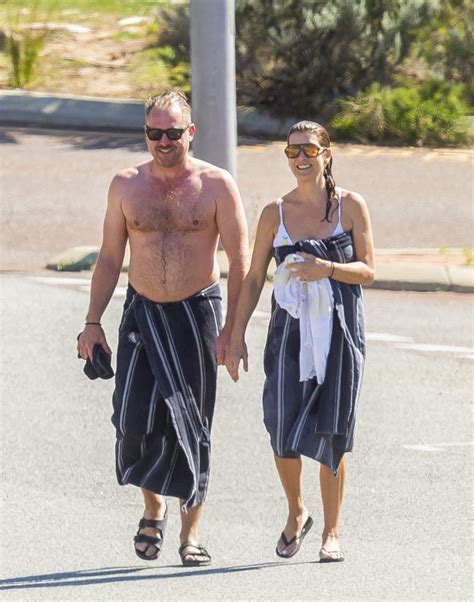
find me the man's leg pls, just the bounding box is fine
[319,456,345,554]
[274,455,310,556]
[135,488,167,557]
[178,501,210,563]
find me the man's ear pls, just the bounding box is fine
[188,122,196,141]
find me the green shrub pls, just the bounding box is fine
[332,79,471,145]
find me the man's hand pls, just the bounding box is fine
[216,326,232,366]
[224,339,249,382]
[77,324,111,361]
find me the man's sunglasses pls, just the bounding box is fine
[145,126,189,141]
[284,144,327,159]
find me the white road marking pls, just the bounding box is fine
[395,343,474,354]
[402,442,474,452]
[366,332,414,343]
[30,276,92,286]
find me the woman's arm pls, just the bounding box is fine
[225,203,276,381]
[288,192,375,285]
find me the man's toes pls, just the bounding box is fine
[145,545,157,558]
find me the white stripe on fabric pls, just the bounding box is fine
[277,313,292,456]
[206,297,220,335]
[183,301,206,414]
[162,440,181,493]
[156,306,201,441]
[291,384,321,450]
[142,437,167,487]
[119,340,144,435]
[146,380,159,435]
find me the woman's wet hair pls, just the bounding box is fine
[287,121,337,223]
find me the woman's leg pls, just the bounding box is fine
[319,456,345,556]
[274,455,311,556]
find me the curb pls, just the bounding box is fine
[0,90,298,138]
[46,246,474,294]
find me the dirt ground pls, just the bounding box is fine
[1,15,159,99]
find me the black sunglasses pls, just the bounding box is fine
[145,126,189,141]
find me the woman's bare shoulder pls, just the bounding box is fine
[339,188,368,212]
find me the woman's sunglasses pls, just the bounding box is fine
[145,126,189,141]
[284,144,326,159]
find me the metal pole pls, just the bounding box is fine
[190,0,237,179]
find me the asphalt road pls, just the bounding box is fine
[0,127,472,270]
[1,273,472,601]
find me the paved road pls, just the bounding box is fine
[1,273,472,600]
[0,127,472,270]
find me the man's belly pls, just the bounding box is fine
[127,232,220,302]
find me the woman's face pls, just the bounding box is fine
[286,131,331,181]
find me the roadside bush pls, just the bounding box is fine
[331,79,471,145]
[235,0,440,117]
[136,4,191,97]
[1,0,58,88]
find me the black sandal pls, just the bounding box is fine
[178,541,211,567]
[134,507,168,561]
[276,515,313,559]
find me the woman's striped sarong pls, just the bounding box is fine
[263,232,366,474]
[111,282,222,509]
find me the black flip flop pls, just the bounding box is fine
[276,515,314,559]
[178,541,211,567]
[134,506,168,561]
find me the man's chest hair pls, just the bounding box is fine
[123,184,216,233]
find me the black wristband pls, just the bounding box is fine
[329,262,335,279]
[85,321,102,326]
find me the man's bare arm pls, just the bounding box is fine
[77,174,128,360]
[215,171,250,363]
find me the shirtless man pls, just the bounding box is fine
[77,91,249,566]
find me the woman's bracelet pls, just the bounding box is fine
[329,261,335,279]
[85,321,102,326]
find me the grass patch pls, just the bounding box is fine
[0,0,178,18]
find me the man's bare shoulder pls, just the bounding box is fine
[111,161,151,186]
[192,158,234,188]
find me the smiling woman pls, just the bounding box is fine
[225,119,375,563]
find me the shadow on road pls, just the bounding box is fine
[0,127,146,152]
[0,561,315,591]
[0,130,18,144]
[0,126,272,152]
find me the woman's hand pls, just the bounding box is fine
[286,252,332,282]
[225,339,249,382]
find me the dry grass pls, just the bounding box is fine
[0,1,186,98]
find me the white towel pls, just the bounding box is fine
[274,253,334,383]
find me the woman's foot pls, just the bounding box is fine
[319,532,344,562]
[276,508,313,558]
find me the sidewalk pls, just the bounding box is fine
[45,246,474,293]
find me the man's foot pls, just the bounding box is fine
[276,509,313,558]
[134,503,168,560]
[178,541,211,567]
[319,534,344,563]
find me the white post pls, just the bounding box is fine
[190,0,237,179]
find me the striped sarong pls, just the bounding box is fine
[111,282,222,509]
[263,233,366,474]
